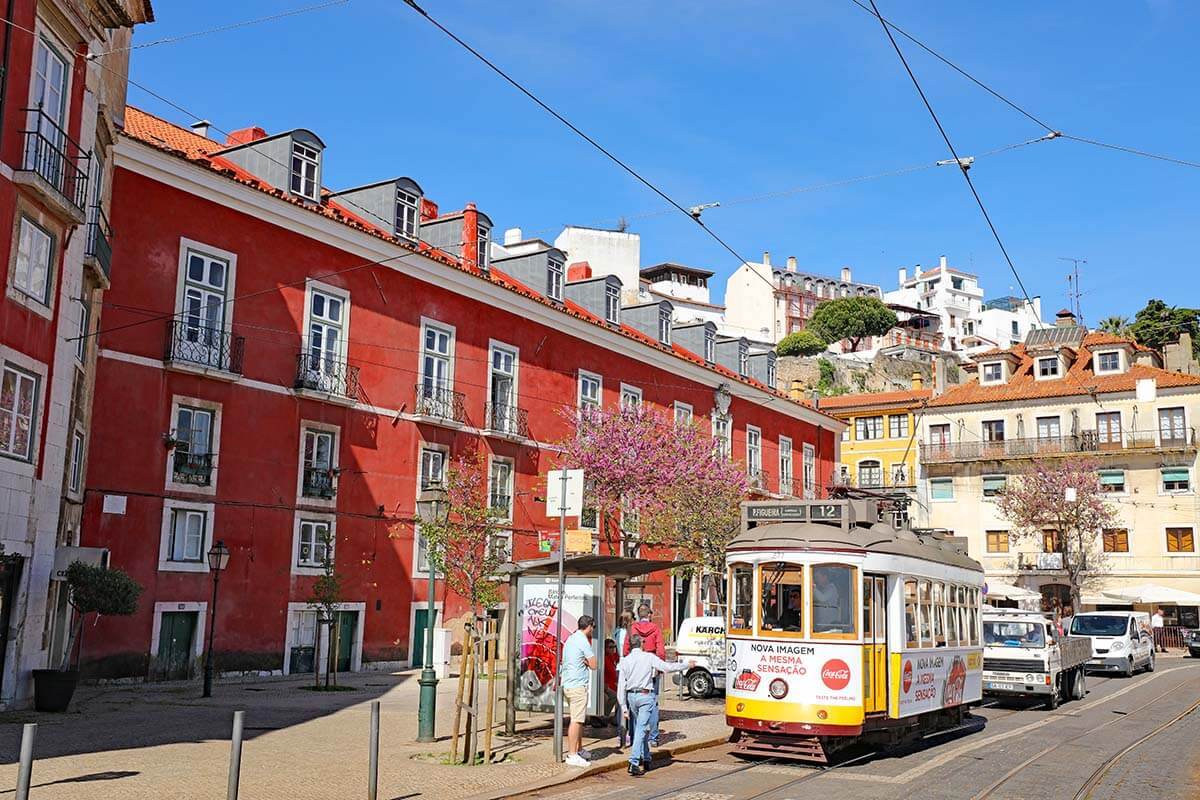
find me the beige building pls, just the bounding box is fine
[918,324,1200,627]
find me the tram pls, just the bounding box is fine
[725,498,985,763]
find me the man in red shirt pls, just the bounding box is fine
[623,604,665,659]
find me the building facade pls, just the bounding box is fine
[0,0,150,706]
[919,327,1200,625]
[78,108,842,681]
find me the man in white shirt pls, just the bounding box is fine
[1151,608,1166,653]
[616,634,690,776]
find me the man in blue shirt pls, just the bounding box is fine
[560,615,597,767]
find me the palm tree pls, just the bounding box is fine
[1098,315,1130,336]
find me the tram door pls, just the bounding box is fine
[862,575,888,714]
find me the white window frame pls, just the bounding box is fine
[68,425,85,498]
[658,308,672,344]
[619,383,642,410]
[673,401,693,426]
[0,360,40,464]
[11,215,53,307]
[1158,406,1188,446]
[856,415,884,441]
[396,187,420,240]
[418,317,456,395]
[1036,415,1061,439]
[746,425,763,478]
[930,477,955,502]
[604,284,620,324]
[1160,466,1193,496]
[713,412,732,460]
[414,443,449,579]
[1095,350,1122,375]
[289,139,321,201]
[164,395,222,495]
[1098,468,1127,496]
[888,414,909,439]
[173,238,238,352]
[703,329,716,363]
[546,257,564,300]
[476,224,491,271]
[297,420,340,507]
[487,340,520,428]
[982,474,1007,499]
[779,436,793,495]
[488,456,515,522]
[283,601,365,675]
[738,344,749,376]
[857,459,883,488]
[75,298,90,362]
[292,512,336,576]
[301,279,352,373]
[981,362,1004,385]
[158,499,215,573]
[802,442,815,499]
[1036,356,1060,380]
[1163,524,1197,557]
[578,370,602,409]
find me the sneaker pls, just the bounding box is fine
[628,761,644,777]
[578,748,593,759]
[564,753,590,767]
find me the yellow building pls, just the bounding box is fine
[817,377,931,504]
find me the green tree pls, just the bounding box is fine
[1097,315,1130,336]
[808,296,898,352]
[62,561,142,669]
[776,330,827,358]
[1128,299,1200,356]
[307,526,344,689]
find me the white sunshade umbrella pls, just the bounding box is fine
[984,581,1042,601]
[1080,591,1131,606]
[1106,583,1200,605]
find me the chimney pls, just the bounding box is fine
[940,255,948,269]
[786,256,797,272]
[419,197,439,222]
[914,263,922,278]
[841,266,852,282]
[809,389,821,410]
[1055,308,1077,328]
[933,357,946,396]
[566,261,592,282]
[462,203,485,273]
[190,120,212,139]
[911,372,923,390]
[762,251,771,267]
[503,227,523,246]
[224,126,268,147]
[789,379,803,401]
[898,267,907,285]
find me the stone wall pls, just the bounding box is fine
[776,353,963,396]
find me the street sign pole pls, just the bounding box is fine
[551,467,568,763]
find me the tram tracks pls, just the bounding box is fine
[639,748,879,800]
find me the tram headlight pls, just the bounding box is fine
[768,678,789,700]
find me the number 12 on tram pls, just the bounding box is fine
[724,500,985,763]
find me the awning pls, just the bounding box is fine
[984,581,1041,601]
[1098,470,1125,486]
[1161,467,1190,483]
[1105,583,1200,605]
[1080,591,1131,606]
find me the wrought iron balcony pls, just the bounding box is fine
[921,428,1197,464]
[484,402,529,439]
[302,466,337,499]
[414,383,466,425]
[84,205,113,282]
[165,319,245,374]
[748,468,770,492]
[295,352,360,400]
[18,107,90,218]
[1018,552,1067,571]
[172,451,213,486]
[831,473,916,491]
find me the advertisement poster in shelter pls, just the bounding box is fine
[515,576,604,714]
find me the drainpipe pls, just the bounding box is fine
[0,0,17,156]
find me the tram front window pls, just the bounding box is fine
[811,564,856,636]
[729,564,754,633]
[760,563,804,633]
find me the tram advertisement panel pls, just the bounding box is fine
[515,576,604,714]
[726,638,863,725]
[896,649,982,717]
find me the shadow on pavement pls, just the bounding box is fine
[0,769,139,793]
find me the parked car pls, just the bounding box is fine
[671,616,726,698]
[1069,611,1155,676]
[1184,627,1200,657]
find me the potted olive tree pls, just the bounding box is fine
[33,561,142,711]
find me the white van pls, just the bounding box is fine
[671,616,726,698]
[1069,611,1155,676]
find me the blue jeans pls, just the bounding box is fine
[626,692,657,766]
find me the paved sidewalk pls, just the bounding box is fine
[0,670,727,800]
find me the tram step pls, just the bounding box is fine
[731,731,828,764]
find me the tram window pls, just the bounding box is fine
[729,564,754,633]
[760,562,804,634]
[918,580,932,647]
[904,580,919,648]
[811,564,856,637]
[949,585,963,646]
[863,577,873,638]
[932,582,947,646]
[970,589,981,645]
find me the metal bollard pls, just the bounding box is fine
[368,701,380,800]
[227,710,244,800]
[15,723,35,800]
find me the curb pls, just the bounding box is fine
[470,733,730,800]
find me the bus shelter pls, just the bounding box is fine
[500,554,688,734]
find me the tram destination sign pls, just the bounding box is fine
[743,499,866,532]
[745,504,809,522]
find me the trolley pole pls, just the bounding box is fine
[551,468,568,764]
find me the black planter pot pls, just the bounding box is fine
[32,669,79,712]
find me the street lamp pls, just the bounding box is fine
[202,540,231,698]
[415,483,449,743]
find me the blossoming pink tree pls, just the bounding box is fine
[558,405,748,599]
[993,459,1119,612]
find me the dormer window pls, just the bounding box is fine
[658,308,672,345]
[1037,357,1060,378]
[477,224,491,271]
[290,141,320,201]
[738,344,749,376]
[767,357,777,387]
[396,188,419,240]
[1096,350,1122,374]
[982,362,1003,384]
[704,329,715,363]
[547,257,564,301]
[604,284,620,324]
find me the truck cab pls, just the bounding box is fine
[671,616,726,698]
[982,609,1090,708]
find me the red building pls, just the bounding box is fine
[80,107,842,680]
[0,0,150,706]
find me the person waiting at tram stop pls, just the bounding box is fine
[616,633,692,776]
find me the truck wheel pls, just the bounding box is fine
[1123,657,1134,677]
[687,670,715,699]
[1045,677,1061,710]
[1071,668,1086,700]
[1146,652,1156,673]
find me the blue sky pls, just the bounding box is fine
[127,1,1199,320]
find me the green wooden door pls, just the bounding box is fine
[156,611,197,680]
[335,611,356,672]
[412,608,430,669]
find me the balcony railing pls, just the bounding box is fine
[832,473,917,491]
[1018,552,1066,571]
[19,107,90,215]
[295,352,360,400]
[302,466,337,499]
[484,402,529,439]
[414,383,466,425]
[165,319,245,374]
[748,468,770,492]
[84,205,113,281]
[172,451,213,486]
[921,428,1197,464]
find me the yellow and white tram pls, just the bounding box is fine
[725,499,985,762]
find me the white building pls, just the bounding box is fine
[639,262,724,326]
[552,225,642,303]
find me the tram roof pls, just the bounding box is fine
[728,521,983,573]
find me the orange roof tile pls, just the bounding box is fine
[931,333,1200,407]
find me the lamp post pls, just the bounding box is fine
[202,540,231,698]
[415,483,449,743]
